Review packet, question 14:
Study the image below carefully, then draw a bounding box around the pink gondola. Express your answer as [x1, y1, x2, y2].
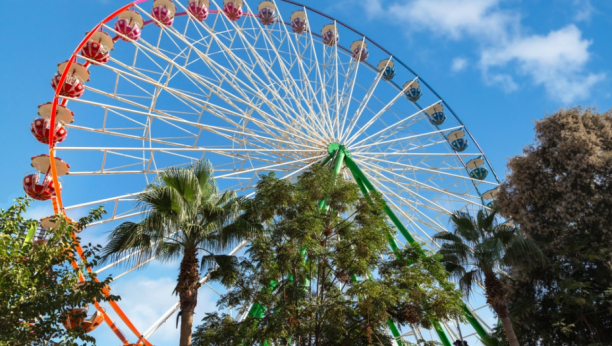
[115, 10, 144, 41]
[223, 0, 243, 21]
[50, 62, 90, 98]
[188, 0, 210, 21]
[80, 31, 114, 65]
[151, 0, 176, 27]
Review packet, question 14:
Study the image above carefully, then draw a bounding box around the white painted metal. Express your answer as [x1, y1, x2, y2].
[56, 3, 499, 344]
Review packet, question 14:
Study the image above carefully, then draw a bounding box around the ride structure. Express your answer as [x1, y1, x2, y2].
[25, 0, 501, 344]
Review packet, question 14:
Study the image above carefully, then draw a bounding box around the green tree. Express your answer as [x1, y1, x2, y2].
[433, 207, 543, 346]
[0, 196, 115, 345]
[101, 159, 253, 346]
[193, 167, 464, 346]
[496, 107, 612, 345]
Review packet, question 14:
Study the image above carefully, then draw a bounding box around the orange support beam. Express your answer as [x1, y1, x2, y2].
[46, 1, 155, 345]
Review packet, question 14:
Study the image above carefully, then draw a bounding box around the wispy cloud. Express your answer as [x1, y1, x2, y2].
[451, 58, 468, 72]
[357, 0, 604, 104]
[573, 0, 596, 22]
[481, 25, 605, 103]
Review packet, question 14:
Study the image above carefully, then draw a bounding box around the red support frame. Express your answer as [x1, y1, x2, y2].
[46, 1, 154, 345]
[45, 1, 261, 343]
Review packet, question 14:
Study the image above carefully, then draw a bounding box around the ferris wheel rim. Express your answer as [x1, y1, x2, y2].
[34, 0, 500, 344]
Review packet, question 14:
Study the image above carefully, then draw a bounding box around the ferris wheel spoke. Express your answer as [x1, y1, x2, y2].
[270, 4, 329, 134]
[352, 154, 497, 186]
[350, 125, 463, 152]
[106, 41, 287, 137]
[345, 77, 418, 145]
[57, 147, 316, 175]
[214, 153, 325, 179]
[158, 9, 316, 137]
[337, 51, 364, 141]
[319, 46, 338, 138]
[356, 158, 483, 209]
[357, 158, 481, 206]
[352, 152, 480, 157]
[238, 10, 330, 138]
[230, 13, 309, 115]
[353, 161, 452, 216]
[355, 167, 449, 243]
[104, 24, 308, 143]
[188, 11, 296, 116]
[301, 9, 335, 136]
[349, 101, 440, 148]
[331, 23, 342, 139]
[340, 59, 388, 143]
[64, 109, 312, 151]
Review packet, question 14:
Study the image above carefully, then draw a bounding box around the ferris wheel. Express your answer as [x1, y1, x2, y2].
[23, 0, 502, 344]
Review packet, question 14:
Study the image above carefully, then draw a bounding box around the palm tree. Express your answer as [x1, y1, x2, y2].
[101, 160, 254, 346]
[433, 207, 543, 346]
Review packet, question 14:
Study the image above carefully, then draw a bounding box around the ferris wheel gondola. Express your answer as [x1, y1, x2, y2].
[25, 1, 502, 344]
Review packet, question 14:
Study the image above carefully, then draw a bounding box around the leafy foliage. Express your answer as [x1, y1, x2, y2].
[101, 159, 253, 346]
[0, 196, 115, 345]
[434, 206, 543, 346]
[497, 107, 612, 345]
[193, 167, 464, 346]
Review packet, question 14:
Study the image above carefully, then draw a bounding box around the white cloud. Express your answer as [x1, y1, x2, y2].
[481, 25, 605, 103]
[573, 0, 595, 22]
[385, 0, 518, 41]
[92, 274, 219, 345]
[357, 0, 604, 103]
[451, 58, 468, 72]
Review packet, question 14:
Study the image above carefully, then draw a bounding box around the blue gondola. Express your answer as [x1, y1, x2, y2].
[378, 59, 395, 81]
[404, 81, 422, 102]
[450, 138, 468, 152]
[427, 104, 446, 126]
[469, 167, 488, 180]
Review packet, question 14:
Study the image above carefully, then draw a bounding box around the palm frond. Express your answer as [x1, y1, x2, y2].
[154, 241, 184, 263]
[191, 159, 217, 199]
[450, 211, 480, 242]
[438, 241, 471, 266]
[101, 222, 155, 267]
[159, 167, 201, 204]
[477, 207, 498, 234]
[458, 268, 481, 299]
[492, 223, 518, 246]
[138, 185, 190, 220]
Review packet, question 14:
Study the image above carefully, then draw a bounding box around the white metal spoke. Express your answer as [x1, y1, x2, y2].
[345, 76, 418, 145]
[46, 5, 500, 344]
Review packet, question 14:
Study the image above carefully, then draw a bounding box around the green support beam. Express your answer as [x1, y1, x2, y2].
[344, 154, 491, 344]
[344, 154, 452, 346]
[22, 224, 37, 249]
[246, 144, 488, 345]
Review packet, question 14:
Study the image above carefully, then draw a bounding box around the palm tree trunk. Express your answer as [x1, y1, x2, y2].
[499, 314, 520, 346]
[177, 249, 201, 346]
[484, 272, 520, 346]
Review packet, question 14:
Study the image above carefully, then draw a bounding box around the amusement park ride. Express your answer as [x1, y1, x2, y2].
[22, 0, 501, 344]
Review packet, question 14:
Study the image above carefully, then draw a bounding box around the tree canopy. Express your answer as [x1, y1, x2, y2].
[193, 167, 464, 346]
[497, 107, 612, 345]
[0, 197, 116, 345]
[101, 159, 252, 346]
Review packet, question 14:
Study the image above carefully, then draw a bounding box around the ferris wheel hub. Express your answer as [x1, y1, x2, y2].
[327, 143, 351, 158]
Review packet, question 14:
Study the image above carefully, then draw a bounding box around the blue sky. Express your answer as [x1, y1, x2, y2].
[1, 0, 611, 344]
